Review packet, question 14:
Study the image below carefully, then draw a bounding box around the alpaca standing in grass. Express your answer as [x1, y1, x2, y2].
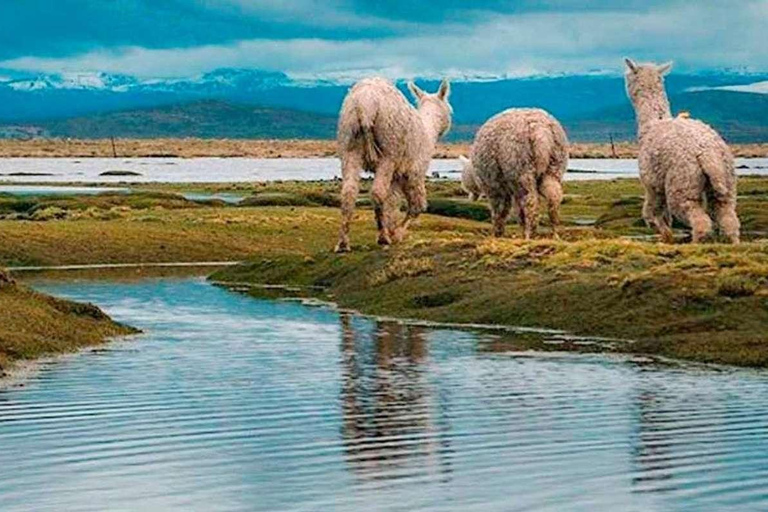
[459, 155, 485, 201]
[467, 109, 568, 239]
[624, 58, 740, 243]
[335, 77, 452, 253]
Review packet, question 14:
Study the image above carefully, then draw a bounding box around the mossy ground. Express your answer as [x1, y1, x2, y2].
[2, 176, 768, 366]
[0, 270, 136, 375]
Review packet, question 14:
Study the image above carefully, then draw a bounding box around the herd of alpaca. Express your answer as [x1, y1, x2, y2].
[335, 59, 740, 252]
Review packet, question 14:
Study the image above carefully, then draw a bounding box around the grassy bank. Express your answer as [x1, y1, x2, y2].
[1, 137, 766, 159]
[0, 269, 137, 376]
[1, 178, 767, 366]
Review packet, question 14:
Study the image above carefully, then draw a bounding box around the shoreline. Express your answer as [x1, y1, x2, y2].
[1, 138, 766, 159]
[0, 269, 138, 377]
[1, 177, 767, 368]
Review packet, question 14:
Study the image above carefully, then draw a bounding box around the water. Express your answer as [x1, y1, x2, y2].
[2, 277, 768, 511]
[0, 185, 129, 196]
[0, 157, 766, 184]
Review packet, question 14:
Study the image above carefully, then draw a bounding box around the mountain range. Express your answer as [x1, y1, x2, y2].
[1, 68, 767, 142]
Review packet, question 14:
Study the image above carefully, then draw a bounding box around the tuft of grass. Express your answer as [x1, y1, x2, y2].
[0, 272, 137, 374]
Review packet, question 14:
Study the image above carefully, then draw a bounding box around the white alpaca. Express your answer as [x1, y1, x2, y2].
[335, 77, 453, 252]
[459, 155, 485, 201]
[468, 108, 568, 239]
[624, 58, 739, 244]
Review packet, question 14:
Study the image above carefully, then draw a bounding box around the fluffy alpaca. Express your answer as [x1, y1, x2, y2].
[625, 58, 740, 244]
[335, 77, 453, 252]
[459, 155, 485, 201]
[468, 108, 568, 239]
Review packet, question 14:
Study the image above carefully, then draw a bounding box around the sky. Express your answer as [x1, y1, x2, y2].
[0, 0, 766, 80]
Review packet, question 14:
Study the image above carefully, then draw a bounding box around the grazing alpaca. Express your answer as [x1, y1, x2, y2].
[468, 108, 568, 239]
[459, 155, 485, 201]
[624, 58, 740, 244]
[335, 77, 453, 253]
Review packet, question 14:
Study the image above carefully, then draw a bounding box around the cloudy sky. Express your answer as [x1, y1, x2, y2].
[0, 0, 766, 80]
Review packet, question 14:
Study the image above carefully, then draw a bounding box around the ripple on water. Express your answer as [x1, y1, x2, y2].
[1, 278, 768, 511]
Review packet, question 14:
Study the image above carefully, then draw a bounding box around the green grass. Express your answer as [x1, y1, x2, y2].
[2, 176, 768, 367]
[0, 270, 137, 374]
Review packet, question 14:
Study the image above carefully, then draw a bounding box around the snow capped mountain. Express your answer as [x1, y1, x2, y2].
[5, 72, 138, 92]
[0, 68, 292, 94]
[688, 81, 768, 95]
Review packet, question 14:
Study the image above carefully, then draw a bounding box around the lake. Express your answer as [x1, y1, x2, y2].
[2, 277, 768, 511]
[0, 157, 766, 184]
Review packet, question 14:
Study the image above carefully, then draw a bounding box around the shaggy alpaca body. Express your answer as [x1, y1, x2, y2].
[468, 108, 568, 239]
[459, 155, 485, 201]
[625, 59, 740, 243]
[335, 77, 452, 252]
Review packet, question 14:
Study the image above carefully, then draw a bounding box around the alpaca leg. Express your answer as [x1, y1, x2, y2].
[714, 200, 740, 244]
[490, 194, 513, 237]
[539, 175, 563, 239]
[393, 174, 427, 243]
[468, 192, 477, 202]
[680, 201, 714, 243]
[642, 189, 673, 243]
[335, 153, 362, 253]
[384, 183, 403, 241]
[370, 159, 396, 246]
[516, 176, 539, 240]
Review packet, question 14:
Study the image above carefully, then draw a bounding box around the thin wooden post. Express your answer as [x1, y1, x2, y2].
[110, 136, 117, 158]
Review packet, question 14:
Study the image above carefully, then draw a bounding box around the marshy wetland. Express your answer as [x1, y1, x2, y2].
[1, 159, 768, 510]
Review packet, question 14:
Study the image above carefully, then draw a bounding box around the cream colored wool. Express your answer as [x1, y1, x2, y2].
[467, 108, 568, 239]
[459, 155, 485, 201]
[625, 58, 740, 243]
[335, 77, 452, 252]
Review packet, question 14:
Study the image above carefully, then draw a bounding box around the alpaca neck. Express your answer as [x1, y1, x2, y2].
[633, 92, 672, 141]
[417, 105, 444, 147]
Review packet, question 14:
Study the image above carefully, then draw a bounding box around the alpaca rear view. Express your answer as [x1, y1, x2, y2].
[468, 108, 568, 239]
[335, 77, 452, 252]
[624, 59, 740, 244]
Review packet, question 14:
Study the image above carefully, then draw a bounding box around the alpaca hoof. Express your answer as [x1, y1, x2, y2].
[334, 241, 351, 253]
[377, 234, 392, 246]
[391, 228, 407, 244]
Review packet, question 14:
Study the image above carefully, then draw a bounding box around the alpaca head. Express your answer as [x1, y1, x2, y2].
[624, 58, 673, 121]
[407, 79, 453, 139]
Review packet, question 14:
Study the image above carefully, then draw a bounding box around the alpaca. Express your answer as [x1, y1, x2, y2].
[468, 108, 568, 239]
[335, 77, 453, 253]
[459, 155, 485, 201]
[624, 58, 740, 244]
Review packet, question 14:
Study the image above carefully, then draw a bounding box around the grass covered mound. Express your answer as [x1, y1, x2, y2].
[212, 236, 768, 367]
[1, 177, 768, 366]
[0, 269, 137, 375]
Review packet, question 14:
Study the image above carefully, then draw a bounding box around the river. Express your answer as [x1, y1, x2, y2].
[2, 277, 768, 511]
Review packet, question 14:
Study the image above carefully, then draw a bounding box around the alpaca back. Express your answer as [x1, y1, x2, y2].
[640, 117, 736, 203]
[471, 109, 568, 190]
[337, 78, 426, 172]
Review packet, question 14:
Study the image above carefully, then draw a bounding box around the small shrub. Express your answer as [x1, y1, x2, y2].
[717, 277, 758, 298]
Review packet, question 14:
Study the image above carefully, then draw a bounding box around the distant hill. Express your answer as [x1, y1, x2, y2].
[31, 100, 338, 139]
[565, 90, 768, 143]
[0, 68, 766, 142]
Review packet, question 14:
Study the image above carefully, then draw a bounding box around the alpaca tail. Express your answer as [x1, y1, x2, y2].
[531, 126, 553, 175]
[698, 151, 733, 203]
[355, 104, 381, 170]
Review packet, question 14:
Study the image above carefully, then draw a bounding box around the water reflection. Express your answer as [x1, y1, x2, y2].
[339, 314, 452, 481]
[3, 278, 768, 511]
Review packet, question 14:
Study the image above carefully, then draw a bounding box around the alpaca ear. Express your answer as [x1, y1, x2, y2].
[624, 58, 638, 73]
[437, 79, 451, 100]
[408, 81, 425, 102]
[657, 61, 673, 75]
